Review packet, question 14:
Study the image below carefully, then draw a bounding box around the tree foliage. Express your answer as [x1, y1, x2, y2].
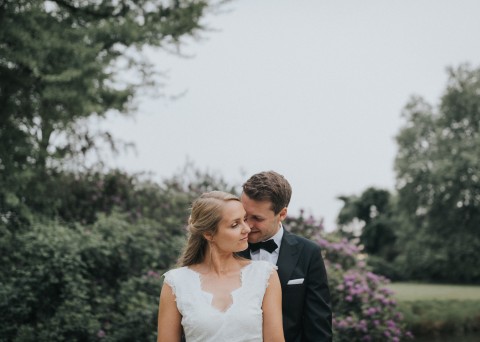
[337, 187, 398, 262]
[394, 64, 480, 283]
[335, 64, 480, 283]
[0, 0, 219, 221]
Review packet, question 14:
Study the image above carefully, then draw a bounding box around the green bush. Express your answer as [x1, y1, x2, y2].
[0, 167, 235, 341]
[0, 214, 179, 341]
[367, 255, 403, 282]
[398, 300, 480, 336]
[1, 220, 100, 341]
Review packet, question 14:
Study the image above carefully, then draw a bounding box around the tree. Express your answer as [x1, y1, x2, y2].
[394, 64, 480, 283]
[337, 187, 398, 262]
[0, 0, 222, 219]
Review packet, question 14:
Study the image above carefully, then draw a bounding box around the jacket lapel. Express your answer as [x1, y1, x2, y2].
[277, 229, 303, 287]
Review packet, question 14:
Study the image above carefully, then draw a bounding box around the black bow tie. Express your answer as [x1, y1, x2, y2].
[249, 239, 278, 253]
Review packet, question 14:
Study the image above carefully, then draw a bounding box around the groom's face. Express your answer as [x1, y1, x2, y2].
[241, 193, 287, 243]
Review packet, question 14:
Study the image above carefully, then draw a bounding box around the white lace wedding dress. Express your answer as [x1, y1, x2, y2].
[163, 260, 277, 342]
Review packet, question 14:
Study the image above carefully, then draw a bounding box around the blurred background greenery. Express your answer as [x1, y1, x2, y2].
[1, 1, 479, 341]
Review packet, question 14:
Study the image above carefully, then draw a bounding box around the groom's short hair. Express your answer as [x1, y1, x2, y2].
[242, 171, 292, 214]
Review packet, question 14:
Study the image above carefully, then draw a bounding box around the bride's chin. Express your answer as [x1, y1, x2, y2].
[235, 242, 248, 252]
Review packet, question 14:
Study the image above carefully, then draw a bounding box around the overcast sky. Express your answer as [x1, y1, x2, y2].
[101, 0, 480, 230]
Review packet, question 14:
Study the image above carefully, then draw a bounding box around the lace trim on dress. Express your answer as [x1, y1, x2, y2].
[190, 262, 251, 313]
[162, 271, 177, 298]
[162, 272, 176, 295]
[163, 270, 186, 314]
[163, 261, 271, 341]
[263, 263, 278, 291]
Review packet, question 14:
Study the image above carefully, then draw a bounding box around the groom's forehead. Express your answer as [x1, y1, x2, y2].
[241, 193, 275, 213]
[252, 198, 271, 208]
[251, 201, 275, 215]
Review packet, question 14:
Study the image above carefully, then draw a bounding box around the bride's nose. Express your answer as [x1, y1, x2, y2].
[242, 221, 251, 233]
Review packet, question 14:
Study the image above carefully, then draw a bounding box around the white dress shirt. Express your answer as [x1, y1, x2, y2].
[250, 225, 284, 265]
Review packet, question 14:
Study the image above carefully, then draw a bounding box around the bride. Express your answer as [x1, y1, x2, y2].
[157, 191, 285, 342]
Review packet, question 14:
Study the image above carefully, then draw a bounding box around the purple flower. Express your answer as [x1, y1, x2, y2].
[387, 320, 397, 329]
[306, 215, 315, 225]
[357, 320, 368, 332]
[147, 270, 159, 277]
[313, 235, 409, 340]
[97, 330, 106, 338]
[337, 320, 348, 329]
[379, 286, 394, 295]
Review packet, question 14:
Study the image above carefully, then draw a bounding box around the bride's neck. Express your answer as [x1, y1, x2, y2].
[203, 246, 237, 275]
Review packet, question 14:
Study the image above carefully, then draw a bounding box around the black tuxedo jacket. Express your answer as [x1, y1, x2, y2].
[240, 229, 332, 342]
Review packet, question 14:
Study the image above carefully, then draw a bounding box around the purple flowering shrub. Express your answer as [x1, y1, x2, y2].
[320, 237, 413, 341]
[285, 214, 412, 342]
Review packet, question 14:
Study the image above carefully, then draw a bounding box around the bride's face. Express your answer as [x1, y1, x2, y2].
[211, 201, 250, 253]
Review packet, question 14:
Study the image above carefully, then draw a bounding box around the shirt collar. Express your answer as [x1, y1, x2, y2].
[269, 224, 284, 248]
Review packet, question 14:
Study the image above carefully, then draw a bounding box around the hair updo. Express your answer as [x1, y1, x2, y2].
[178, 191, 240, 266]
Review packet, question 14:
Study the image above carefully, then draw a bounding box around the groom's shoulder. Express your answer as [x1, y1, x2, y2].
[284, 230, 322, 253]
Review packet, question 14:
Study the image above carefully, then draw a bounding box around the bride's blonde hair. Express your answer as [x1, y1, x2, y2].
[178, 191, 240, 266]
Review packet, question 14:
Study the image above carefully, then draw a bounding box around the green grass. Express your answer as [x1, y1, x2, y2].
[397, 300, 480, 335]
[385, 283, 480, 336]
[386, 282, 480, 301]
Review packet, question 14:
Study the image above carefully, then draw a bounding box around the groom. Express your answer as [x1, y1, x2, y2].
[239, 171, 332, 342]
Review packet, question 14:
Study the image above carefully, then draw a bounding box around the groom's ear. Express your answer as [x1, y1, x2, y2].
[279, 207, 288, 221]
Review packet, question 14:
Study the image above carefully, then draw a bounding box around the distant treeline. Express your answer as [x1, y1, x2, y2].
[336, 65, 480, 284]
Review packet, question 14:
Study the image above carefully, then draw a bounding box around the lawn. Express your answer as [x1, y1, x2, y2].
[386, 282, 480, 301]
[384, 282, 480, 337]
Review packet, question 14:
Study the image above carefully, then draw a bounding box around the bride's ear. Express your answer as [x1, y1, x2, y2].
[203, 232, 214, 242]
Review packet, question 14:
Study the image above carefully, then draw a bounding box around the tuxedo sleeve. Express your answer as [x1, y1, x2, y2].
[303, 244, 332, 342]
